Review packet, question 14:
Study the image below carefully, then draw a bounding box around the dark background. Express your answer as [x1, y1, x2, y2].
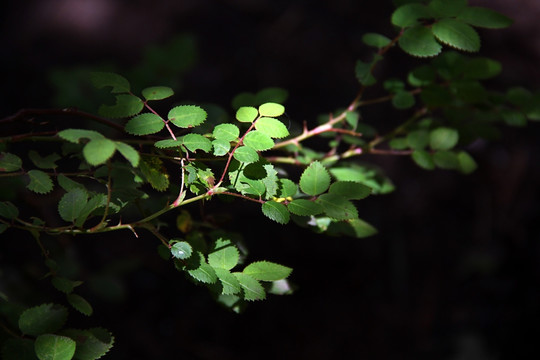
[1, 1, 539, 359]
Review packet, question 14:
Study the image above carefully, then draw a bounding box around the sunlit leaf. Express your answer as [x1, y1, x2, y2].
[258, 103, 285, 117]
[90, 72, 130, 93]
[114, 142, 140, 167]
[233, 273, 266, 301]
[142, 86, 174, 101]
[168, 105, 207, 128]
[255, 117, 290, 138]
[236, 106, 259, 123]
[213, 123, 240, 141]
[98, 94, 144, 118]
[83, 138, 117, 165]
[171, 241, 193, 260]
[243, 261, 292, 281]
[208, 238, 240, 270]
[261, 201, 290, 224]
[233, 146, 259, 164]
[299, 161, 330, 196]
[125, 113, 165, 135]
[243, 130, 274, 151]
[181, 133, 212, 152]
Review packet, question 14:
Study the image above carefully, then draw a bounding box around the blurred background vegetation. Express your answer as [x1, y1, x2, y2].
[1, 0, 539, 359]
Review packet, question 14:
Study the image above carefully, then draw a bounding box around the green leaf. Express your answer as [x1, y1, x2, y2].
[408, 65, 436, 86]
[57, 129, 104, 143]
[154, 139, 183, 149]
[168, 105, 207, 128]
[58, 188, 88, 222]
[233, 273, 266, 301]
[1, 338, 36, 360]
[212, 139, 230, 156]
[255, 117, 290, 138]
[457, 151, 478, 174]
[287, 199, 324, 216]
[316, 194, 358, 220]
[214, 268, 242, 295]
[51, 277, 83, 294]
[83, 139, 116, 166]
[432, 19, 480, 52]
[125, 113, 165, 135]
[362, 32, 391, 48]
[392, 90, 415, 109]
[243, 261, 292, 281]
[27, 170, 54, 194]
[463, 58, 501, 80]
[114, 142, 140, 167]
[0, 201, 19, 219]
[28, 151, 61, 170]
[90, 72, 130, 93]
[208, 238, 240, 270]
[141, 86, 174, 101]
[98, 94, 144, 118]
[243, 130, 274, 151]
[0, 152, 23, 172]
[74, 194, 107, 228]
[411, 150, 435, 170]
[407, 129, 430, 149]
[299, 161, 330, 196]
[140, 157, 169, 191]
[57, 175, 85, 192]
[428, 0, 467, 17]
[232, 146, 259, 164]
[187, 252, 217, 284]
[19, 304, 68, 336]
[261, 201, 290, 224]
[171, 241, 193, 260]
[279, 179, 298, 198]
[213, 123, 240, 141]
[355, 60, 376, 86]
[457, 6, 513, 29]
[331, 218, 378, 238]
[181, 134, 212, 153]
[399, 26, 442, 57]
[329, 181, 372, 200]
[255, 87, 289, 105]
[433, 150, 460, 169]
[236, 106, 259, 123]
[258, 103, 285, 117]
[34, 334, 76, 360]
[500, 109, 527, 127]
[391, 3, 433, 27]
[67, 294, 93, 316]
[60, 328, 114, 360]
[430, 127, 459, 150]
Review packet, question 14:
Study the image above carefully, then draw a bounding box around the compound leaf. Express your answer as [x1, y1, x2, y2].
[181, 134, 212, 153]
[432, 19, 480, 52]
[299, 161, 330, 196]
[261, 201, 290, 224]
[27, 170, 53, 194]
[243, 261, 292, 281]
[213, 123, 240, 141]
[168, 105, 207, 128]
[258, 102, 285, 117]
[243, 130, 274, 151]
[90, 72, 130, 93]
[399, 26, 442, 57]
[316, 193, 358, 221]
[0, 152, 22, 172]
[233, 273, 266, 301]
[255, 117, 289, 138]
[83, 139, 116, 166]
[457, 6, 513, 29]
[98, 94, 143, 118]
[58, 188, 88, 222]
[287, 199, 324, 216]
[19, 304, 68, 336]
[125, 113, 165, 135]
[67, 294, 93, 316]
[142, 86, 174, 101]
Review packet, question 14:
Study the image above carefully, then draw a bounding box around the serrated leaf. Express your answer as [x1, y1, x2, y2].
[243, 130, 274, 151]
[74, 194, 106, 228]
[28, 151, 61, 170]
[67, 294, 93, 316]
[114, 142, 139, 167]
[399, 26, 442, 57]
[170, 241, 193, 260]
[287, 199, 324, 216]
[125, 113, 165, 135]
[51, 277, 83, 294]
[233, 146, 259, 164]
[236, 106, 259, 123]
[212, 139, 230, 156]
[140, 157, 169, 191]
[411, 150, 435, 170]
[430, 127, 459, 150]
[428, 0, 467, 17]
[35, 334, 76, 360]
[329, 181, 371, 200]
[27, 170, 54, 194]
[60, 328, 114, 360]
[261, 201, 290, 224]
[187, 253, 218, 284]
[432, 19, 480, 52]
[362, 32, 391, 48]
[233, 273, 266, 301]
[0, 201, 19, 219]
[258, 102, 285, 117]
[279, 179, 298, 198]
[457, 6, 513, 29]
[299, 161, 330, 196]
[168, 105, 207, 128]
[1, 338, 36, 360]
[0, 152, 23, 172]
[214, 268, 242, 295]
[316, 193, 358, 220]
[392, 90, 415, 109]
[98, 94, 144, 118]
[391, 3, 433, 27]
[181, 134, 212, 153]
[57, 129, 104, 144]
[90, 72, 130, 93]
[255, 117, 289, 138]
[243, 261, 292, 281]
[433, 150, 460, 169]
[208, 238, 240, 270]
[83, 139, 116, 166]
[154, 139, 183, 149]
[19, 304, 68, 336]
[58, 188, 88, 222]
[141, 86, 174, 101]
[213, 123, 240, 141]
